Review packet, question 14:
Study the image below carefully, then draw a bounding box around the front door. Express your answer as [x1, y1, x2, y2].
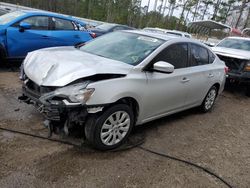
[143, 43, 190, 120]
[6, 16, 52, 58]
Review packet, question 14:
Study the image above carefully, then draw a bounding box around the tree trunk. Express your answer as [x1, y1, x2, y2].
[192, 0, 200, 21]
[201, 3, 209, 20]
[153, 0, 158, 12]
[235, 0, 246, 28]
[243, 7, 250, 29]
[177, 1, 188, 29]
[211, 0, 221, 20]
[147, 0, 151, 14]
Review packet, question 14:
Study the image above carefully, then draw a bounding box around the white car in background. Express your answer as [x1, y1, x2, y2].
[212, 37, 250, 96]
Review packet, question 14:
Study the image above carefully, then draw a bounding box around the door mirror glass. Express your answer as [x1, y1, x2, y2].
[19, 22, 31, 30]
[153, 61, 174, 73]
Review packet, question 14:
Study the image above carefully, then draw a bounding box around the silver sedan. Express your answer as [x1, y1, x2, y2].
[20, 30, 227, 150]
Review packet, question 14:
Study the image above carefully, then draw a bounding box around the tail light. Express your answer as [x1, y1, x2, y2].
[90, 32, 97, 38]
[244, 62, 250, 71]
[224, 66, 229, 74]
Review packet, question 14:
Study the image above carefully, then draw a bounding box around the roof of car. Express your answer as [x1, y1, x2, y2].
[19, 10, 81, 21]
[125, 30, 181, 41]
[227, 36, 250, 41]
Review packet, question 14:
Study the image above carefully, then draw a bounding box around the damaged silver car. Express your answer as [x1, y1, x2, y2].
[19, 31, 226, 150]
[212, 37, 250, 96]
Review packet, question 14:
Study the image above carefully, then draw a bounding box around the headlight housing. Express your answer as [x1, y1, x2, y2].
[245, 62, 250, 71]
[39, 82, 94, 104]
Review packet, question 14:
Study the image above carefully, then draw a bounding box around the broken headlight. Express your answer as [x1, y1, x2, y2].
[40, 82, 94, 104]
[245, 62, 250, 71]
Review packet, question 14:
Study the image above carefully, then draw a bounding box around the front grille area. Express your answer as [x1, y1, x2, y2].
[25, 80, 57, 97]
[217, 55, 248, 73]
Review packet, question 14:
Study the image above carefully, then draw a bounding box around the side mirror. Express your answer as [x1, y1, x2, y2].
[19, 22, 31, 30]
[153, 61, 174, 73]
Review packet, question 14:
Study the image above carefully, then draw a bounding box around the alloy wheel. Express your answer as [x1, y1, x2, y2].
[100, 111, 131, 146]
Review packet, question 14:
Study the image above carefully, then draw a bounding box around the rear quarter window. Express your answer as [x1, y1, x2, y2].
[208, 50, 215, 64]
[190, 44, 209, 66]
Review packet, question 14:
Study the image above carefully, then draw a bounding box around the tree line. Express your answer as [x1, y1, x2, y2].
[1, 0, 250, 31]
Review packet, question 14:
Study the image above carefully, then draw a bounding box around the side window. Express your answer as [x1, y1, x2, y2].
[153, 43, 188, 69]
[19, 16, 49, 30]
[52, 17, 75, 30]
[190, 44, 209, 66]
[208, 50, 215, 64]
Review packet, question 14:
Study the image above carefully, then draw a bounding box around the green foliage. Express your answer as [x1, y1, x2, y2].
[1, 0, 245, 30]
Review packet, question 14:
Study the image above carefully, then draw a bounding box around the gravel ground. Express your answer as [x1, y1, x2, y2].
[0, 70, 249, 188]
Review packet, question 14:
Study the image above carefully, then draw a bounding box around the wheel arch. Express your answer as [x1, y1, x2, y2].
[212, 83, 220, 94]
[112, 97, 140, 125]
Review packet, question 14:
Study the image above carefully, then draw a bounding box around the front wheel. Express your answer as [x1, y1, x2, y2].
[85, 104, 134, 150]
[200, 86, 218, 113]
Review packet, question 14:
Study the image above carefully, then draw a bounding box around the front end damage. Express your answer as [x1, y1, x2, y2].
[217, 55, 250, 84]
[18, 78, 103, 137]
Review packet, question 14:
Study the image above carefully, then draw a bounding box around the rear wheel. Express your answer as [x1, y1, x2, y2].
[85, 104, 134, 150]
[200, 86, 218, 113]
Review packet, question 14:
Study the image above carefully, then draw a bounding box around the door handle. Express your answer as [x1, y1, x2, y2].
[181, 77, 190, 83]
[208, 73, 214, 78]
[74, 35, 80, 38]
[42, 35, 49, 38]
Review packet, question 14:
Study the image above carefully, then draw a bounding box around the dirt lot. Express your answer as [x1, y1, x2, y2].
[0, 70, 250, 188]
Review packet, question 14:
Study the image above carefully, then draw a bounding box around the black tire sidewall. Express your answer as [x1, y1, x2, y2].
[201, 86, 218, 113]
[85, 104, 134, 150]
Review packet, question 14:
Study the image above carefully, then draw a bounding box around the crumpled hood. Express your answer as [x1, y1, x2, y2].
[24, 46, 132, 87]
[212, 47, 250, 60]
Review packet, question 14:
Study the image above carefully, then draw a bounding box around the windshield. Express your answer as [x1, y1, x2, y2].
[217, 38, 250, 51]
[95, 23, 115, 31]
[80, 32, 164, 65]
[0, 11, 25, 25]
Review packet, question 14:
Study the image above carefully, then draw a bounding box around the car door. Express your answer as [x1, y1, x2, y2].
[6, 16, 51, 58]
[49, 17, 92, 46]
[184, 43, 213, 106]
[143, 43, 190, 119]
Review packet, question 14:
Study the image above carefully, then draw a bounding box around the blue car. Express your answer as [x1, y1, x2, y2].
[0, 11, 94, 62]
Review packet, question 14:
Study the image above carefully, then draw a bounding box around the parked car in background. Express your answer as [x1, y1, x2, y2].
[143, 27, 192, 38]
[89, 23, 134, 37]
[0, 8, 9, 16]
[19, 30, 226, 150]
[0, 10, 94, 62]
[212, 37, 250, 96]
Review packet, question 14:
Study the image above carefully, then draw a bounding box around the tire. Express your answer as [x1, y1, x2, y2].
[200, 86, 218, 113]
[0, 49, 6, 65]
[246, 85, 250, 97]
[85, 104, 134, 150]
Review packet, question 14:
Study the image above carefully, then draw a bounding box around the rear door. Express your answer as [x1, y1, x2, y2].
[184, 43, 214, 106]
[6, 16, 51, 58]
[49, 17, 92, 46]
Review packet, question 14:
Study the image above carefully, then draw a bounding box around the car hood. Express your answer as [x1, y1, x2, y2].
[23, 46, 132, 87]
[212, 47, 250, 60]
